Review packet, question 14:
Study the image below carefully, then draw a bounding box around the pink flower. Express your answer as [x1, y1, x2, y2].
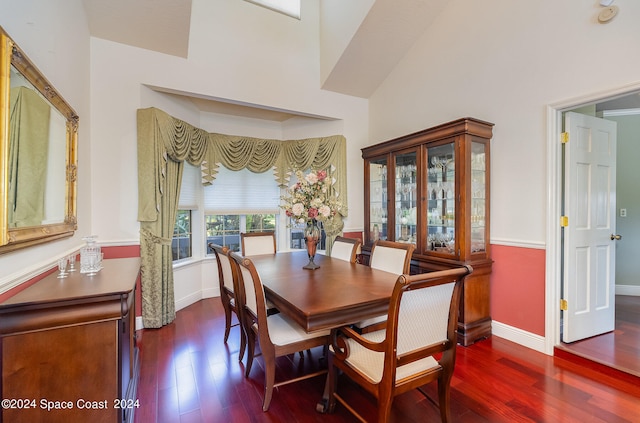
[317, 170, 327, 181]
[308, 208, 319, 218]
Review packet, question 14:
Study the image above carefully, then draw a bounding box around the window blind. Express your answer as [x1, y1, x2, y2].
[204, 165, 281, 214]
[178, 163, 200, 209]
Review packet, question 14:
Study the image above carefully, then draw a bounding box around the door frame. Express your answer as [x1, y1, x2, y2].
[544, 81, 640, 355]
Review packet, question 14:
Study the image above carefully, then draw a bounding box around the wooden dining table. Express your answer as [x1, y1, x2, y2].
[249, 250, 400, 333]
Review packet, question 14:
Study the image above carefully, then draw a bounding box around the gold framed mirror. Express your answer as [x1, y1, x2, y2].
[0, 26, 78, 254]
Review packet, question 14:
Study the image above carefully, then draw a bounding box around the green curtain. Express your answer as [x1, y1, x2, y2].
[137, 107, 348, 327]
[8, 86, 51, 228]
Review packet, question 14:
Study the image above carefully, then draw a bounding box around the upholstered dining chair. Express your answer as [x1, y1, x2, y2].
[229, 251, 330, 412]
[354, 240, 416, 332]
[210, 243, 246, 361]
[330, 236, 362, 263]
[241, 232, 276, 256]
[320, 265, 473, 423]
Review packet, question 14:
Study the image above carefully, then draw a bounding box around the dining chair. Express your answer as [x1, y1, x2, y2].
[354, 240, 416, 332]
[229, 251, 330, 412]
[320, 265, 473, 423]
[241, 232, 276, 256]
[330, 236, 362, 263]
[210, 243, 247, 361]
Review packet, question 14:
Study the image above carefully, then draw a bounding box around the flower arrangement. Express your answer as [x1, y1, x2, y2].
[281, 169, 343, 224]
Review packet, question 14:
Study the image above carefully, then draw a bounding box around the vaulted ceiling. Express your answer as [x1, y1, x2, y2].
[81, 0, 445, 120]
[82, 0, 640, 120]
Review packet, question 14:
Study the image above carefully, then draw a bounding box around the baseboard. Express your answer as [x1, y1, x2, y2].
[491, 320, 546, 353]
[616, 285, 640, 296]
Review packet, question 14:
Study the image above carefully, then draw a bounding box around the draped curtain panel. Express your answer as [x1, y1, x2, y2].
[137, 107, 348, 327]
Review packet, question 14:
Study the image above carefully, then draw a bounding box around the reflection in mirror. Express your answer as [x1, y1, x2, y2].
[0, 26, 78, 254]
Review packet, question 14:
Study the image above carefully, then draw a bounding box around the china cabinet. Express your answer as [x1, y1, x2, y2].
[362, 117, 493, 346]
[0, 258, 140, 423]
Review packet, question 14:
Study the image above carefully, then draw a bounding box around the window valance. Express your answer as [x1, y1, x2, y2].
[137, 107, 348, 223]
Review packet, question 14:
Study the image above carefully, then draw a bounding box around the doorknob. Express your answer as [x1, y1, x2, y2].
[610, 234, 622, 240]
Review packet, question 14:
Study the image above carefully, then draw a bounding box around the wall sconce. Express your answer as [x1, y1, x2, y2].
[598, 0, 619, 23]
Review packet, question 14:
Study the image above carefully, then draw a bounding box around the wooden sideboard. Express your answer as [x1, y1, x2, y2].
[0, 257, 140, 423]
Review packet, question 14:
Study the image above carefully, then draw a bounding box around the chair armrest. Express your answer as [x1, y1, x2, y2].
[330, 326, 386, 360]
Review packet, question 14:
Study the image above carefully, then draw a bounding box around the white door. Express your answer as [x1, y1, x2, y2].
[562, 112, 618, 343]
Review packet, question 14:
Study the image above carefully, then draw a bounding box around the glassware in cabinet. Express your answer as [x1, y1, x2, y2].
[426, 143, 455, 255]
[368, 157, 388, 246]
[394, 152, 417, 244]
[471, 141, 487, 253]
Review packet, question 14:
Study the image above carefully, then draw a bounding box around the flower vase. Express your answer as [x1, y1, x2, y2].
[303, 219, 321, 270]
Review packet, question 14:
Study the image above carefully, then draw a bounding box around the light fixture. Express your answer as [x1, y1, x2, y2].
[598, 5, 619, 23]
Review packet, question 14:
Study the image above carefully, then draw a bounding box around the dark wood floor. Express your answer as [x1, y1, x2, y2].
[558, 295, 640, 377]
[134, 298, 640, 423]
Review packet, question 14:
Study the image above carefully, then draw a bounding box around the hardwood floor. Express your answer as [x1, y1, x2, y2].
[557, 295, 640, 377]
[134, 298, 640, 423]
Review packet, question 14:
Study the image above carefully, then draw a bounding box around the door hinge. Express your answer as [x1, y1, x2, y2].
[560, 216, 569, 227]
[560, 299, 568, 310]
[561, 132, 569, 144]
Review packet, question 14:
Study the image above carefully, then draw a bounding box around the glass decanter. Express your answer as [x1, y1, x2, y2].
[80, 235, 102, 274]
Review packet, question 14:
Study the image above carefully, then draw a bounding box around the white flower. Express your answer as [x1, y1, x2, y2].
[292, 203, 305, 216]
[318, 205, 331, 217]
[305, 172, 318, 184]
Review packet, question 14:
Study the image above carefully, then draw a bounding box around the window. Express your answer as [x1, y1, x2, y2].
[244, 0, 300, 19]
[173, 210, 192, 261]
[205, 213, 276, 253]
[204, 166, 281, 254]
[172, 164, 200, 261]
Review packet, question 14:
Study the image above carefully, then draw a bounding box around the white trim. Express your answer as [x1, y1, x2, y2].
[602, 108, 640, 117]
[175, 290, 203, 312]
[616, 285, 640, 296]
[492, 321, 546, 354]
[545, 81, 640, 357]
[489, 238, 546, 250]
[97, 239, 140, 247]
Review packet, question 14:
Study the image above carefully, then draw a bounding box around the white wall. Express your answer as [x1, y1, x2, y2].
[89, 0, 369, 250]
[369, 0, 640, 246]
[0, 0, 92, 289]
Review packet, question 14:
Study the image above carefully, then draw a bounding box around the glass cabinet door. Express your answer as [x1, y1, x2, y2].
[394, 151, 417, 245]
[426, 143, 455, 255]
[368, 157, 388, 246]
[471, 141, 487, 253]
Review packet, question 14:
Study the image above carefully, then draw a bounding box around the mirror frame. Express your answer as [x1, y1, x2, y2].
[0, 27, 78, 254]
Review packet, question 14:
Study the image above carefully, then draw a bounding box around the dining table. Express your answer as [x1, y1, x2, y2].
[248, 250, 400, 333]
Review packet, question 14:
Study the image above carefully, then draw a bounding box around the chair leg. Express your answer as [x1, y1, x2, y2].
[238, 318, 247, 361]
[262, 353, 276, 412]
[222, 304, 232, 343]
[245, 330, 256, 376]
[377, 395, 393, 423]
[438, 378, 451, 423]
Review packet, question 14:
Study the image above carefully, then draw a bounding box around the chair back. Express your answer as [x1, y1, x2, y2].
[229, 252, 269, 334]
[369, 240, 415, 274]
[210, 243, 234, 294]
[241, 232, 276, 256]
[331, 236, 362, 263]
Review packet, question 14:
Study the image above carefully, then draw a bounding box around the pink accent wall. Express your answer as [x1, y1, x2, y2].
[491, 244, 546, 336]
[0, 245, 142, 316]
